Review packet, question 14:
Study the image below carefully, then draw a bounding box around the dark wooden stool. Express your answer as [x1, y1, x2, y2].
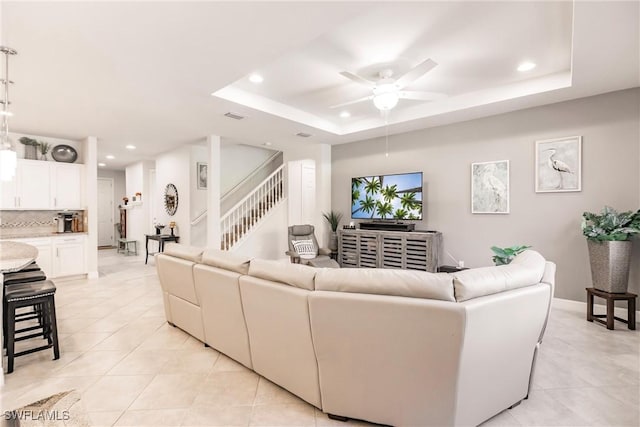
[4, 280, 60, 373]
[586, 287, 637, 330]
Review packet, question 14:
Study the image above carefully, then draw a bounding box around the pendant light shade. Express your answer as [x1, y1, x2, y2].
[0, 46, 17, 182]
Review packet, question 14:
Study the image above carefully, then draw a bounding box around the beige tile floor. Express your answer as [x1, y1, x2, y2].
[1, 249, 638, 426]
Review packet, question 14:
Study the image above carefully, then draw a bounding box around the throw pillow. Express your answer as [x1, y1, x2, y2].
[292, 239, 317, 260]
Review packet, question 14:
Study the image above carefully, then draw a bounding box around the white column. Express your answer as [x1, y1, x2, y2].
[207, 135, 221, 248]
[84, 136, 99, 279]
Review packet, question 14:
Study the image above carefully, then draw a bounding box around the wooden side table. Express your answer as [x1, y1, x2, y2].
[586, 287, 637, 330]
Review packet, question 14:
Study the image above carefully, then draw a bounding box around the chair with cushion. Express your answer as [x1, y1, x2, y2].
[286, 224, 339, 268]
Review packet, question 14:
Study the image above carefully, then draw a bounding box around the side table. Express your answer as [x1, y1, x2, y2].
[145, 234, 179, 264]
[586, 287, 637, 330]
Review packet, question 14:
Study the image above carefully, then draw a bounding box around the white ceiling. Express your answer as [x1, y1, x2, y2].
[2, 1, 638, 170]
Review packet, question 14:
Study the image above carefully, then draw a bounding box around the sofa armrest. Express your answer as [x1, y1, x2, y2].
[318, 247, 332, 256]
[286, 250, 301, 264]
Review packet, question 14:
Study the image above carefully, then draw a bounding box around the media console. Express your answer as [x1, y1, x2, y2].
[338, 228, 441, 272]
[359, 221, 416, 232]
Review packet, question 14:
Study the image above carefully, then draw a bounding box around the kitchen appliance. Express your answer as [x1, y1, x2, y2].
[55, 212, 75, 233]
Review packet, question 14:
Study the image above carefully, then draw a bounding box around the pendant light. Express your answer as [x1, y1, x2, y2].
[0, 46, 17, 182]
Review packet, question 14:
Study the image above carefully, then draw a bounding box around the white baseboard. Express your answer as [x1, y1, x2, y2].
[553, 297, 640, 318]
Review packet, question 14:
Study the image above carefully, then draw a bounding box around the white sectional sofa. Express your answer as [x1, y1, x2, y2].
[156, 245, 555, 426]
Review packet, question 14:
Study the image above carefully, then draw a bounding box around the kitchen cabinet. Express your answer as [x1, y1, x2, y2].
[1, 234, 86, 278]
[53, 235, 86, 277]
[52, 163, 84, 209]
[0, 160, 51, 209]
[0, 160, 84, 210]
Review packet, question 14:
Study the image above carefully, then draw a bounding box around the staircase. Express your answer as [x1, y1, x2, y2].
[220, 165, 285, 250]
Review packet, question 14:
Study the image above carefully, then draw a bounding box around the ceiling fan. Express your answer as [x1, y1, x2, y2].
[331, 58, 446, 111]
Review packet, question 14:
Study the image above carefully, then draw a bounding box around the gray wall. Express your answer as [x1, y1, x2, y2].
[332, 88, 640, 302]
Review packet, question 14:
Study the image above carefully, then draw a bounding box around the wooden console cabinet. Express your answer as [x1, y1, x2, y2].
[338, 229, 442, 272]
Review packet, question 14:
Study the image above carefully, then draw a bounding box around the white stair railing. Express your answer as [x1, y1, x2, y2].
[220, 165, 284, 250]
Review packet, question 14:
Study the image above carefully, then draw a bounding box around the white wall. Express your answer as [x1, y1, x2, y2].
[98, 169, 126, 221]
[221, 143, 276, 195]
[332, 88, 640, 303]
[125, 160, 154, 245]
[233, 199, 288, 260]
[283, 143, 332, 248]
[155, 146, 191, 245]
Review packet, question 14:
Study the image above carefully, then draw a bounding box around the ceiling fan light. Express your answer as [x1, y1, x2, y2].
[373, 92, 399, 111]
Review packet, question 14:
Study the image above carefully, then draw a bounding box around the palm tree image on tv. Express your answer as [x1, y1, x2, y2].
[351, 172, 423, 220]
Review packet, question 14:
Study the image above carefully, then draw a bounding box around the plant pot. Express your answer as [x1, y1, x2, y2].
[587, 240, 632, 293]
[328, 231, 338, 251]
[24, 145, 37, 160]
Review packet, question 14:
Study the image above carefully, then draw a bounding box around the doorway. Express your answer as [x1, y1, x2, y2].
[97, 178, 115, 247]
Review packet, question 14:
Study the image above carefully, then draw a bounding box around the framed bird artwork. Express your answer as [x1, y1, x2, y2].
[535, 136, 582, 193]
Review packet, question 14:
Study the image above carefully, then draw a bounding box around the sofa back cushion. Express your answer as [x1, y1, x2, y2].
[452, 250, 546, 302]
[202, 249, 251, 275]
[315, 268, 455, 302]
[248, 259, 316, 291]
[163, 243, 204, 263]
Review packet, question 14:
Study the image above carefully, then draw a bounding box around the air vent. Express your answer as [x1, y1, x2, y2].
[296, 132, 312, 138]
[224, 112, 245, 120]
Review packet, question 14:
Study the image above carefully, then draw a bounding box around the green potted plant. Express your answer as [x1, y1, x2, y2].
[490, 245, 531, 266]
[322, 211, 343, 251]
[582, 206, 640, 293]
[18, 136, 39, 160]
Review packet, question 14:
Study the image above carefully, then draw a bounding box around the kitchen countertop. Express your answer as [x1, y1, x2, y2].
[0, 232, 88, 240]
[0, 241, 38, 273]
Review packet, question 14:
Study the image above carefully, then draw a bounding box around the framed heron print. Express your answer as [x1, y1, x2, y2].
[535, 136, 582, 193]
[471, 160, 509, 214]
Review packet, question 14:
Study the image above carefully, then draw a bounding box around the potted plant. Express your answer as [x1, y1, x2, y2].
[582, 206, 640, 293]
[38, 141, 51, 161]
[322, 211, 343, 251]
[18, 136, 39, 160]
[490, 245, 531, 265]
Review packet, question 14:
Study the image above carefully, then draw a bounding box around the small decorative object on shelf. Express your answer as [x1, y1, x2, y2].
[38, 141, 51, 161]
[122, 197, 129, 205]
[135, 192, 142, 201]
[169, 221, 176, 236]
[50, 144, 78, 163]
[154, 223, 165, 235]
[19, 136, 39, 160]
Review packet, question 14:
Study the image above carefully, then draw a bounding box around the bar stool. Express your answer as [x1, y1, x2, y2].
[4, 280, 60, 374]
[3, 269, 48, 337]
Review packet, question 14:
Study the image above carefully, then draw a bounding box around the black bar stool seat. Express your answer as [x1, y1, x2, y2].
[3, 270, 46, 286]
[4, 280, 60, 374]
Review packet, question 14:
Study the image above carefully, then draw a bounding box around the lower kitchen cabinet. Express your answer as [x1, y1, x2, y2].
[2, 235, 86, 279]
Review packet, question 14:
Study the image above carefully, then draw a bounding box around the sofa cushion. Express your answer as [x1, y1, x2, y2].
[163, 243, 204, 263]
[315, 268, 455, 302]
[248, 259, 317, 291]
[202, 249, 252, 275]
[452, 250, 546, 302]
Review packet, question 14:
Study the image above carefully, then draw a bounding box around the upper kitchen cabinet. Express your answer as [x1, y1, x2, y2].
[0, 159, 85, 210]
[52, 162, 84, 209]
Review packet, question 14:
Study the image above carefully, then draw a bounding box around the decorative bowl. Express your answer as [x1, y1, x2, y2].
[51, 145, 78, 163]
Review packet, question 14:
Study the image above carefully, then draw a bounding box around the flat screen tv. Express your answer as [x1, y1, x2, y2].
[351, 172, 423, 220]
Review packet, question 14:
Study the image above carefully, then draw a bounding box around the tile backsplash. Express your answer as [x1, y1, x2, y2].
[0, 210, 85, 238]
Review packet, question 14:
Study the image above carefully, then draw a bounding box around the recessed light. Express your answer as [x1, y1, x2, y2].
[339, 111, 351, 118]
[98, 163, 106, 167]
[249, 74, 264, 84]
[106, 155, 115, 160]
[517, 61, 536, 72]
[125, 145, 136, 150]
[263, 142, 272, 146]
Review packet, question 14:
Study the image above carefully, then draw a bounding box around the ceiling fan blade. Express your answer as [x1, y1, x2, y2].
[399, 90, 447, 101]
[329, 95, 374, 109]
[395, 58, 438, 89]
[339, 71, 376, 88]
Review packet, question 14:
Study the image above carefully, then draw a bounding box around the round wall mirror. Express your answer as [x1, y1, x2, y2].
[164, 183, 178, 216]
